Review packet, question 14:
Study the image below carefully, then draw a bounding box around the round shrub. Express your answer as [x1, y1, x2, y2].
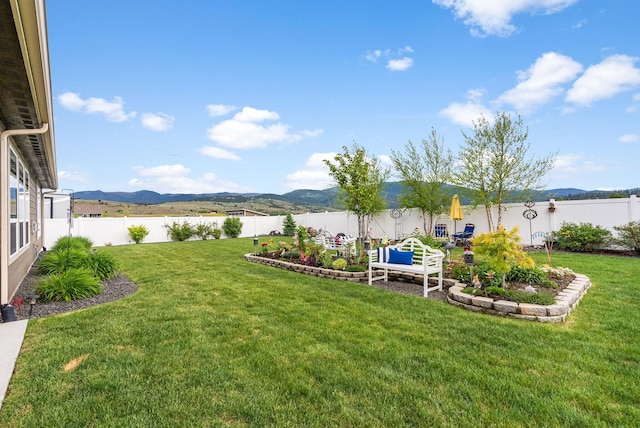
[128, 225, 149, 244]
[222, 217, 243, 238]
[556, 222, 612, 252]
[35, 268, 103, 302]
[332, 258, 347, 270]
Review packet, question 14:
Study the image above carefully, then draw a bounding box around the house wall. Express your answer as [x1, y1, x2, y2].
[43, 196, 639, 249]
[6, 176, 43, 302]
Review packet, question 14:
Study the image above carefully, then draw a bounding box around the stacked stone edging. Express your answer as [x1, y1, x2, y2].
[447, 273, 591, 323]
[244, 254, 367, 282]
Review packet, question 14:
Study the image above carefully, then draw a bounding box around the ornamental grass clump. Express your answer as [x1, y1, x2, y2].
[35, 268, 103, 302]
[36, 235, 121, 302]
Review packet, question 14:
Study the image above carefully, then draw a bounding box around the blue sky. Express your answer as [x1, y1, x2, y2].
[48, 0, 640, 195]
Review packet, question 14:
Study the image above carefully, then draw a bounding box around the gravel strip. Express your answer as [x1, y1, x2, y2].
[10, 266, 138, 320]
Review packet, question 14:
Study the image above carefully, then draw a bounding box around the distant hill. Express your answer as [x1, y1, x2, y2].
[73, 185, 638, 209]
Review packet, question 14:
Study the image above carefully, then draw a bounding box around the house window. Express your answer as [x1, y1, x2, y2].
[8, 148, 30, 256]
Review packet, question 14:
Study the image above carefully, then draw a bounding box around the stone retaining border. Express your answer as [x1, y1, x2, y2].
[447, 273, 591, 323]
[245, 254, 590, 323]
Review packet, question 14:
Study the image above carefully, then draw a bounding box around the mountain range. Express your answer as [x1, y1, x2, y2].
[72, 185, 639, 209]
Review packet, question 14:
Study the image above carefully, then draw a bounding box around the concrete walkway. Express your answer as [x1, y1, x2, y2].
[0, 320, 28, 410]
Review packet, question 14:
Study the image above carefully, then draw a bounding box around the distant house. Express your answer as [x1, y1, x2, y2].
[225, 209, 268, 217]
[75, 206, 103, 218]
[1, 0, 58, 312]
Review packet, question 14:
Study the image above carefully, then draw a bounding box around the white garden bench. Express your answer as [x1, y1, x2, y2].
[368, 237, 445, 297]
[313, 231, 356, 252]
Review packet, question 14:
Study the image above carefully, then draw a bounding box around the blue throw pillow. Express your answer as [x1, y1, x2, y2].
[377, 247, 390, 262]
[388, 248, 414, 265]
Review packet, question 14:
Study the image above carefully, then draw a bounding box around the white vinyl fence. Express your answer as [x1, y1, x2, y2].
[43, 196, 639, 249]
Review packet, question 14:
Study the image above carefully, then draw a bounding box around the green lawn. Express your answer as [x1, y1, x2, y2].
[1, 239, 639, 427]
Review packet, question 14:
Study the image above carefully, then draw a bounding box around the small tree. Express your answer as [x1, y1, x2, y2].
[323, 143, 389, 243]
[391, 128, 453, 235]
[452, 112, 556, 231]
[282, 213, 297, 236]
[222, 217, 243, 238]
[127, 225, 149, 244]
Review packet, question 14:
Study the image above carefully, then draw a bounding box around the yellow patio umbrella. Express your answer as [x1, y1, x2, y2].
[450, 194, 463, 235]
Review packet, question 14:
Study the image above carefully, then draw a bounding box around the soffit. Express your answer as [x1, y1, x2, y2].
[0, 0, 56, 189]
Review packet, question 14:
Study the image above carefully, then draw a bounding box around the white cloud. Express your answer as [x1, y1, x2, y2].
[366, 46, 414, 70]
[200, 146, 241, 160]
[57, 92, 85, 111]
[233, 106, 280, 122]
[440, 89, 492, 126]
[57, 170, 86, 182]
[571, 18, 588, 30]
[206, 106, 323, 149]
[366, 50, 382, 62]
[284, 152, 336, 190]
[619, 134, 639, 144]
[433, 0, 578, 37]
[129, 164, 248, 193]
[141, 113, 174, 131]
[550, 153, 608, 180]
[387, 57, 414, 71]
[566, 55, 640, 106]
[207, 104, 237, 117]
[58, 92, 136, 122]
[498, 52, 583, 112]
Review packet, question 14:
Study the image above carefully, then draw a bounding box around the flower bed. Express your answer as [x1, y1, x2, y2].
[245, 253, 590, 323]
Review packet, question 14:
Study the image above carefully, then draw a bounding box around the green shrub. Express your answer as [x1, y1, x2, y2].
[332, 258, 347, 270]
[212, 223, 222, 239]
[222, 217, 243, 238]
[405, 230, 442, 248]
[127, 225, 149, 244]
[448, 260, 472, 283]
[194, 222, 215, 240]
[51, 236, 93, 252]
[83, 250, 120, 280]
[506, 265, 554, 287]
[556, 222, 612, 252]
[612, 221, 640, 255]
[35, 268, 102, 302]
[164, 221, 195, 241]
[317, 251, 334, 268]
[37, 248, 87, 276]
[282, 213, 297, 236]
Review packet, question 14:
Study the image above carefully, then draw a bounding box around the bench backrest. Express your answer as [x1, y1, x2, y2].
[371, 237, 444, 265]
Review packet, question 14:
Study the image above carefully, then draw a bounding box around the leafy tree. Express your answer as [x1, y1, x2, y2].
[452, 112, 556, 231]
[323, 143, 390, 242]
[222, 217, 243, 238]
[282, 213, 297, 236]
[390, 128, 453, 235]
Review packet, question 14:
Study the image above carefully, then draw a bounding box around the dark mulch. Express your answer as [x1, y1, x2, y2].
[10, 265, 138, 321]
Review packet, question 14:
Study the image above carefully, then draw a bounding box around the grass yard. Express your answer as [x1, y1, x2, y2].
[1, 239, 639, 427]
